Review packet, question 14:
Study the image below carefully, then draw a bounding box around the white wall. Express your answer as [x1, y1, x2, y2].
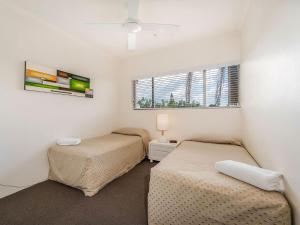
[240, 0, 300, 223]
[118, 32, 242, 140]
[0, 3, 120, 197]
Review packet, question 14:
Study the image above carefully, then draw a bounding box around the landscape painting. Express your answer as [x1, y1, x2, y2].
[24, 61, 93, 98]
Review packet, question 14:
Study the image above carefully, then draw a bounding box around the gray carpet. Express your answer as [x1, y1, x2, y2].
[0, 159, 157, 225]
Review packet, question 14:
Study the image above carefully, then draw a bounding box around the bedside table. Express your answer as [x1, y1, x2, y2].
[148, 140, 180, 162]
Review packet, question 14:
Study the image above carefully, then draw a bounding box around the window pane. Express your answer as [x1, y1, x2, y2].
[205, 67, 229, 107]
[220, 69, 229, 107]
[154, 73, 187, 108]
[134, 78, 153, 108]
[190, 71, 204, 107]
[228, 65, 239, 106]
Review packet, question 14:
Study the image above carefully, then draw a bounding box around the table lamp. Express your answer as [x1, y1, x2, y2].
[157, 113, 169, 143]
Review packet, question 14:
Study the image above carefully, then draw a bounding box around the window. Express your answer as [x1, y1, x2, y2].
[133, 65, 239, 109]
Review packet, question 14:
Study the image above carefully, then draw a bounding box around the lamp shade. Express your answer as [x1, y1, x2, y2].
[157, 113, 169, 131]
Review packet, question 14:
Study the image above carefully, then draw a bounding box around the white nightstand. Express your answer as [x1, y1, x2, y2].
[148, 140, 180, 162]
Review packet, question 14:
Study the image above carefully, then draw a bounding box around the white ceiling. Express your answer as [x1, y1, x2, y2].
[5, 0, 250, 57]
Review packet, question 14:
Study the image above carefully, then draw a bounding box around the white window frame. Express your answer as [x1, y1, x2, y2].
[132, 63, 240, 110]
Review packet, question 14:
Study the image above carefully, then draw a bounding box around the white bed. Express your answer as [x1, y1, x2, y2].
[48, 128, 150, 196]
[148, 140, 291, 225]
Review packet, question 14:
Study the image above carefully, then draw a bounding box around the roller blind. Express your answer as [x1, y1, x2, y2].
[133, 64, 239, 109]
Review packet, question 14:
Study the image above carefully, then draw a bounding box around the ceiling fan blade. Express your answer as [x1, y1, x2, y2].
[140, 23, 179, 32]
[84, 22, 126, 31]
[128, 0, 140, 22]
[128, 33, 136, 50]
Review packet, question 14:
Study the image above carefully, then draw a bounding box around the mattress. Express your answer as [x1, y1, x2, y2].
[148, 141, 291, 225]
[48, 129, 149, 196]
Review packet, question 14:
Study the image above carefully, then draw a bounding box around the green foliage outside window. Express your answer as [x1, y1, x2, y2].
[136, 93, 201, 109]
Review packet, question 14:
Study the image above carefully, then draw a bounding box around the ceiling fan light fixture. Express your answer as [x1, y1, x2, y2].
[123, 22, 142, 33]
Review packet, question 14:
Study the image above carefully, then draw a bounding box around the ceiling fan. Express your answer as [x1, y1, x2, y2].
[86, 0, 179, 51]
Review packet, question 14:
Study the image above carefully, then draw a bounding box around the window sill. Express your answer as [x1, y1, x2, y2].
[133, 106, 241, 110]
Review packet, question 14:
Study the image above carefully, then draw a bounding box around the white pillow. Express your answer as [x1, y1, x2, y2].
[215, 160, 283, 192]
[56, 137, 81, 146]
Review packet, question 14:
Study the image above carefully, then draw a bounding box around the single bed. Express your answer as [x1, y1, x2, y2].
[148, 140, 291, 225]
[48, 128, 150, 196]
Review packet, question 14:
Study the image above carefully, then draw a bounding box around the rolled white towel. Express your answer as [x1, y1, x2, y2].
[56, 137, 81, 146]
[215, 160, 283, 192]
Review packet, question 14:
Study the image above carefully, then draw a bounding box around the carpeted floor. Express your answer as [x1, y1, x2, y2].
[0, 159, 157, 225]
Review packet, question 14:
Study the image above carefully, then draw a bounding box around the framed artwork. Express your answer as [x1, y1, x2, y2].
[24, 61, 93, 98]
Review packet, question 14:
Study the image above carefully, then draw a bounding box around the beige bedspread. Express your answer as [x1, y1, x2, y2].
[48, 128, 149, 196]
[148, 141, 291, 225]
